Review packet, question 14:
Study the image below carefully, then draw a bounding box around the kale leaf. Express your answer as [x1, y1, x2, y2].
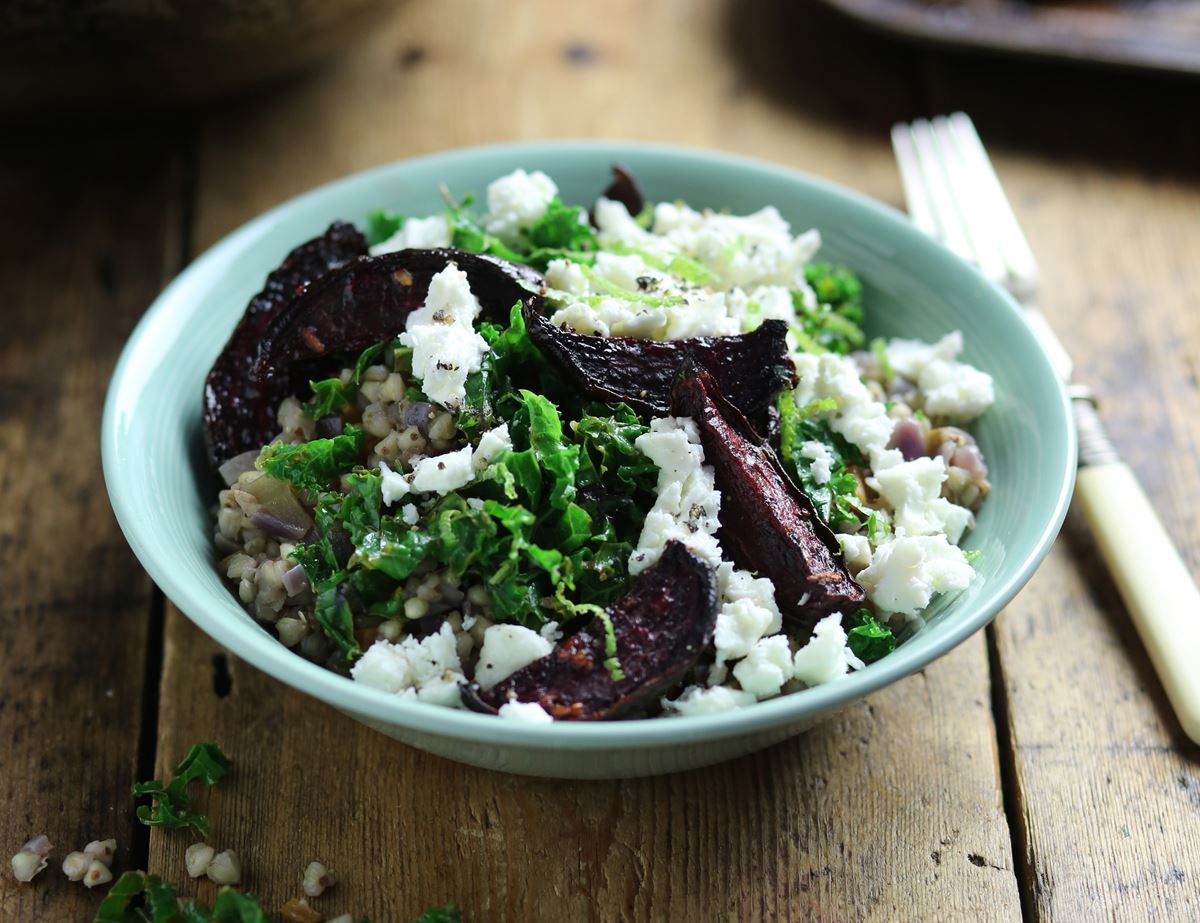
[846, 609, 896, 663]
[130, 743, 230, 837]
[258, 427, 364, 495]
[93, 870, 266, 923]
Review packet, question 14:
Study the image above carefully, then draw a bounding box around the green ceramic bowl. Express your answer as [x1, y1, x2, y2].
[102, 141, 1075, 778]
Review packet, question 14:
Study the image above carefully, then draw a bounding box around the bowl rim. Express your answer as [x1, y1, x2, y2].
[102, 138, 1077, 749]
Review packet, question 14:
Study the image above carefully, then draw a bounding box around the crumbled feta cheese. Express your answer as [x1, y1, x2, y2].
[498, 700, 553, 722]
[185, 842, 215, 878]
[791, 613, 856, 686]
[472, 423, 513, 469]
[62, 851, 89, 881]
[303, 860, 336, 898]
[206, 850, 240, 885]
[734, 635, 795, 698]
[713, 597, 778, 666]
[837, 533, 872, 571]
[549, 302, 609, 336]
[351, 622, 466, 704]
[593, 197, 655, 246]
[800, 440, 835, 485]
[410, 446, 474, 495]
[663, 684, 756, 716]
[483, 168, 558, 242]
[886, 331, 963, 380]
[465, 497, 485, 511]
[791, 352, 902, 472]
[539, 620, 563, 643]
[83, 860, 113, 888]
[918, 358, 995, 421]
[401, 503, 419, 526]
[474, 624, 554, 691]
[869, 456, 972, 544]
[378, 459, 411, 506]
[546, 258, 590, 295]
[83, 839, 115, 867]
[369, 214, 451, 255]
[857, 535, 975, 616]
[400, 263, 490, 409]
[629, 417, 724, 575]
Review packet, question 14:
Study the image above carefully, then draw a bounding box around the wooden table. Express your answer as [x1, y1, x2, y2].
[3, 1, 1198, 920]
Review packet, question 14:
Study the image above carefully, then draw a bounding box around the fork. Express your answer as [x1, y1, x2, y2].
[891, 113, 1200, 745]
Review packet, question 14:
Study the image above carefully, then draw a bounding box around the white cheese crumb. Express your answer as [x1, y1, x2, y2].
[792, 613, 856, 686]
[351, 622, 466, 705]
[663, 684, 757, 716]
[410, 446, 474, 495]
[472, 423, 513, 469]
[799, 440, 835, 485]
[539, 620, 563, 643]
[185, 842, 215, 878]
[869, 456, 973, 544]
[484, 168, 558, 242]
[713, 597, 777, 666]
[369, 214, 451, 255]
[837, 533, 873, 571]
[401, 503, 419, 526]
[918, 357, 995, 421]
[498, 700, 554, 722]
[400, 263, 489, 410]
[474, 624, 554, 691]
[378, 459, 411, 506]
[734, 635, 795, 698]
[206, 849, 240, 885]
[857, 534, 975, 616]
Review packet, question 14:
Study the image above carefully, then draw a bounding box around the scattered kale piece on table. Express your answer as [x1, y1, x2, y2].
[130, 743, 230, 837]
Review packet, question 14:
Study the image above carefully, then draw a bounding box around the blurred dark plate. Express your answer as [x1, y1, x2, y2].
[815, 0, 1200, 76]
[0, 0, 401, 114]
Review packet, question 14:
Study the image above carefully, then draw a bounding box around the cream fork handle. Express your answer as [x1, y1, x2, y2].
[1075, 461, 1200, 744]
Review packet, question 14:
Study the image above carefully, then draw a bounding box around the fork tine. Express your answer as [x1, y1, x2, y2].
[928, 115, 1009, 286]
[946, 112, 1040, 299]
[890, 123, 939, 239]
[906, 119, 978, 267]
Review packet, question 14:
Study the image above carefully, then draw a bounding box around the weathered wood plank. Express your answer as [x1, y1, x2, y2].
[151, 609, 1019, 922]
[920, 57, 1200, 921]
[0, 128, 182, 918]
[145, 1, 1021, 920]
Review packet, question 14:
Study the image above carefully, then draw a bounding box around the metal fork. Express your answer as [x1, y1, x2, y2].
[892, 113, 1200, 745]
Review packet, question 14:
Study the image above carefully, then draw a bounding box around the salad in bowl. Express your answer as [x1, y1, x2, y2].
[204, 165, 996, 723]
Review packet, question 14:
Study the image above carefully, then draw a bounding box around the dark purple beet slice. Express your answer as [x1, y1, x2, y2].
[597, 164, 644, 220]
[523, 306, 795, 419]
[463, 541, 717, 721]
[204, 247, 543, 467]
[203, 221, 368, 469]
[672, 362, 865, 631]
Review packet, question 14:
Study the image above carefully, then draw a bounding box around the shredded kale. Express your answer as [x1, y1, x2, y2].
[444, 191, 597, 270]
[407, 908, 462, 923]
[257, 427, 364, 495]
[366, 208, 406, 246]
[304, 340, 397, 420]
[94, 870, 266, 923]
[791, 263, 866, 355]
[846, 609, 896, 663]
[130, 743, 230, 837]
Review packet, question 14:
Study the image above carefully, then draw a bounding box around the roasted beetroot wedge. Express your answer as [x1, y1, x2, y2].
[598, 164, 644, 219]
[672, 362, 865, 629]
[464, 541, 717, 720]
[204, 247, 543, 467]
[203, 222, 367, 469]
[523, 306, 795, 419]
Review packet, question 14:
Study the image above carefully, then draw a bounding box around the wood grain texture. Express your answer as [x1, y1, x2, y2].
[150, 609, 1019, 922]
[0, 128, 182, 918]
[919, 56, 1200, 921]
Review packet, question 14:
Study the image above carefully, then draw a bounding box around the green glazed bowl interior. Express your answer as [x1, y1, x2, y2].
[102, 141, 1075, 778]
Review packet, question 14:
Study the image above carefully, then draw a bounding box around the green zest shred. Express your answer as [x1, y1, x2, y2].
[130, 743, 230, 837]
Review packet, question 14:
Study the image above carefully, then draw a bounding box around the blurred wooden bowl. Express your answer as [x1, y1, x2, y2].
[0, 0, 400, 114]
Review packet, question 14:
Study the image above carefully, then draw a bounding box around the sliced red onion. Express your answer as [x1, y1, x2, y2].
[888, 417, 926, 461]
[951, 444, 989, 482]
[316, 415, 344, 438]
[282, 563, 310, 596]
[403, 401, 433, 435]
[218, 449, 260, 487]
[251, 509, 310, 541]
